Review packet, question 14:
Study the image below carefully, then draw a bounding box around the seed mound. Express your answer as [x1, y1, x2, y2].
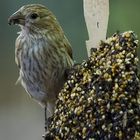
[45, 31, 140, 140]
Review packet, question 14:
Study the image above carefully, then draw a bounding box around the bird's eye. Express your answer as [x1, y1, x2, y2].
[30, 13, 38, 19]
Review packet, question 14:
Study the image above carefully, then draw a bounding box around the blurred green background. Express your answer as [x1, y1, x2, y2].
[0, 0, 140, 140]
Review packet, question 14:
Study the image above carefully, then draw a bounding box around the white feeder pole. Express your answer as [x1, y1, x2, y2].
[83, 0, 109, 56]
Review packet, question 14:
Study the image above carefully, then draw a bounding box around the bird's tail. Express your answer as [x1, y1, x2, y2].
[46, 101, 55, 118]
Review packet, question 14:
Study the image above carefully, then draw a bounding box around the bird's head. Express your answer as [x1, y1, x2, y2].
[8, 4, 61, 32]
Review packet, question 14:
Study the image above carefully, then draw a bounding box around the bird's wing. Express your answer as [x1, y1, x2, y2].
[64, 37, 73, 59]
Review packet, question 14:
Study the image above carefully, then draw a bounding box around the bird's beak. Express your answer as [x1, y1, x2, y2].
[8, 11, 25, 25]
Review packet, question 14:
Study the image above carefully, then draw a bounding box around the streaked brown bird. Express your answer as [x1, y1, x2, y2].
[8, 4, 73, 129]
